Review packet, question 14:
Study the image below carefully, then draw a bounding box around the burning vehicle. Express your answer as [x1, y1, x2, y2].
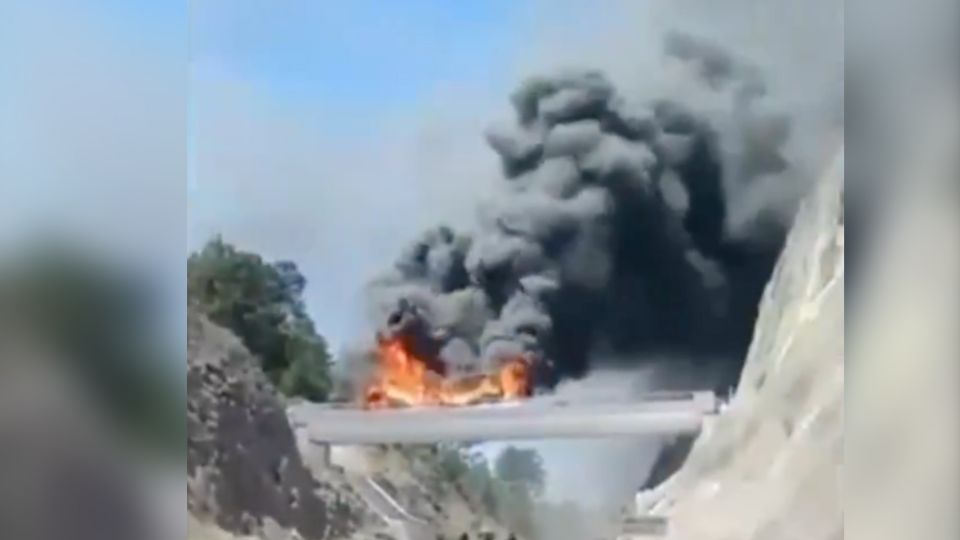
[363, 332, 533, 409]
[363, 300, 535, 408]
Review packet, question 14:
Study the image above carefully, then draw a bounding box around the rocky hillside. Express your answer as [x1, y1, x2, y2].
[187, 311, 379, 539]
[333, 444, 518, 539]
[188, 310, 515, 540]
[633, 148, 844, 540]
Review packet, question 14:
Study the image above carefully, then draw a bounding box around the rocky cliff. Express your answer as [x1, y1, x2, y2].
[633, 148, 844, 540]
[632, 80, 957, 540]
[187, 311, 378, 539]
[188, 310, 514, 540]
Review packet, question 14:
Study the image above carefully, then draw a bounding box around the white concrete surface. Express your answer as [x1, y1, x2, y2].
[289, 392, 716, 444]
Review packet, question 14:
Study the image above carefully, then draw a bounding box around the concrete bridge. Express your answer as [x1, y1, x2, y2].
[290, 391, 718, 539]
[289, 391, 718, 445]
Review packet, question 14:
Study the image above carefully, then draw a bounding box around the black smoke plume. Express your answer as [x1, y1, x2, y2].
[361, 33, 798, 391]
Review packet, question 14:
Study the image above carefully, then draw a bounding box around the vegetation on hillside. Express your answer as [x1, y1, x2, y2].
[420, 443, 548, 539]
[188, 236, 332, 401]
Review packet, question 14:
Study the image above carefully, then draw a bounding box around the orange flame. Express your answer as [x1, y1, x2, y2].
[364, 337, 532, 408]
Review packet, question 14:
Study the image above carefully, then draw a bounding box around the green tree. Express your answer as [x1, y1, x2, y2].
[494, 446, 546, 497]
[490, 446, 547, 538]
[188, 236, 331, 401]
[493, 481, 537, 539]
[465, 452, 500, 516]
[435, 443, 471, 483]
[413, 443, 549, 538]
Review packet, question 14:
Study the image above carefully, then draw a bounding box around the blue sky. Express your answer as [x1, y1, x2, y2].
[183, 0, 843, 357]
[191, 1, 528, 120]
[181, 0, 677, 354]
[181, 1, 713, 351]
[186, 1, 561, 349]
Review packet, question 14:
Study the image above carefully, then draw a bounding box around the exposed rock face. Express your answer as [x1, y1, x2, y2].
[631, 78, 956, 540]
[187, 309, 517, 540]
[634, 148, 844, 539]
[187, 311, 374, 540]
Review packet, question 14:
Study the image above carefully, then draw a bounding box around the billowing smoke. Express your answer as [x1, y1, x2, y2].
[359, 33, 800, 391]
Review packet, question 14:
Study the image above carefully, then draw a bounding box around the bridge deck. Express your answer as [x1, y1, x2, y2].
[289, 392, 716, 444]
